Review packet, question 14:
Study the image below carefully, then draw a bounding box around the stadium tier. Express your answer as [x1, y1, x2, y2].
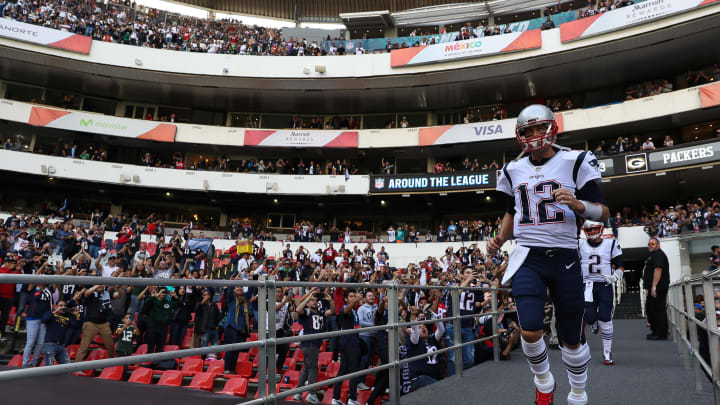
[0, 0, 720, 404]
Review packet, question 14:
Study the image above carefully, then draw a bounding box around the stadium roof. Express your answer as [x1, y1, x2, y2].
[169, 0, 565, 23]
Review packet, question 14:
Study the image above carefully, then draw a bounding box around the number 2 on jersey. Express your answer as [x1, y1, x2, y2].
[588, 254, 601, 274]
[517, 180, 565, 225]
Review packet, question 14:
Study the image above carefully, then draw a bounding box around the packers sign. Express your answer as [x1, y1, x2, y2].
[649, 142, 720, 170]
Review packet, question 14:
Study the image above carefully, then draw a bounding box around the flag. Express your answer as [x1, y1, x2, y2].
[345, 168, 350, 181]
[59, 199, 68, 212]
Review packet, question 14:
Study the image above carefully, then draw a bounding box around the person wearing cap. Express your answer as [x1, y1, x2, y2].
[12, 230, 29, 254]
[641, 137, 655, 151]
[94, 249, 119, 278]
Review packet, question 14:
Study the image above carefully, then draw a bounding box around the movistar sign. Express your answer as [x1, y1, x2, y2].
[79, 119, 128, 131]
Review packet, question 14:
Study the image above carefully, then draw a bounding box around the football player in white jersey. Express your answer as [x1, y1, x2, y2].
[579, 221, 623, 365]
[488, 104, 609, 405]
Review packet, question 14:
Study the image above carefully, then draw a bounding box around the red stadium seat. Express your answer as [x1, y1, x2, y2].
[157, 370, 183, 386]
[179, 355, 202, 365]
[133, 344, 148, 356]
[87, 349, 108, 361]
[187, 372, 215, 391]
[219, 378, 248, 397]
[235, 360, 253, 378]
[356, 390, 381, 405]
[325, 361, 341, 378]
[249, 333, 258, 341]
[206, 361, 225, 376]
[8, 354, 23, 367]
[66, 344, 80, 360]
[98, 366, 124, 381]
[237, 352, 250, 362]
[180, 358, 204, 376]
[181, 334, 193, 349]
[163, 345, 180, 352]
[291, 322, 303, 335]
[281, 370, 300, 386]
[292, 349, 304, 362]
[283, 357, 297, 371]
[128, 367, 153, 384]
[318, 352, 333, 369]
[249, 347, 258, 358]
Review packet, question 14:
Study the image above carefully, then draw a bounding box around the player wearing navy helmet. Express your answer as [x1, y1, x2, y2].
[580, 221, 623, 366]
[488, 104, 609, 405]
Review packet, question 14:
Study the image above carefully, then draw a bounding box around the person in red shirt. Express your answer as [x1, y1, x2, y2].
[323, 243, 337, 265]
[0, 257, 21, 339]
[433, 162, 445, 174]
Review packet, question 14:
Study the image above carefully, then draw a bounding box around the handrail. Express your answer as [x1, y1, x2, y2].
[667, 272, 720, 403]
[0, 274, 515, 404]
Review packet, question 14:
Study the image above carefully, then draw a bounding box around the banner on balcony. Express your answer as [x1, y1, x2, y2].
[0, 18, 92, 54]
[244, 130, 359, 148]
[28, 107, 176, 142]
[560, 0, 719, 42]
[390, 30, 541, 68]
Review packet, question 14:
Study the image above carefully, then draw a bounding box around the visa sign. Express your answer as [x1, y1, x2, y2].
[473, 123, 504, 136]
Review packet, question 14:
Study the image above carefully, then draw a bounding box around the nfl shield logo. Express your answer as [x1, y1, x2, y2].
[375, 178, 385, 189]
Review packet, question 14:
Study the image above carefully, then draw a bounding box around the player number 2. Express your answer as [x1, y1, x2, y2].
[588, 254, 601, 274]
[517, 180, 565, 225]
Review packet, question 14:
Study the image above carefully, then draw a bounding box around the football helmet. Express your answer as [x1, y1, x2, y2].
[583, 220, 604, 241]
[516, 104, 559, 152]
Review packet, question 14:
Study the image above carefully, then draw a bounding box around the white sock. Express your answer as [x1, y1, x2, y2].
[599, 320, 613, 354]
[561, 343, 590, 393]
[522, 337, 554, 393]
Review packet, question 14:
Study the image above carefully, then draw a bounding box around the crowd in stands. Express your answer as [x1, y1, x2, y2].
[432, 158, 500, 174]
[629, 198, 720, 239]
[463, 105, 505, 123]
[0, 207, 520, 402]
[383, 219, 503, 244]
[575, 0, 635, 19]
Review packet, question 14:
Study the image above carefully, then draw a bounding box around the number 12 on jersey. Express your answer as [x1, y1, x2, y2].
[517, 180, 566, 225]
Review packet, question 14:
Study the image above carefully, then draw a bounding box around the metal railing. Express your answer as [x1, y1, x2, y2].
[0, 274, 516, 404]
[668, 269, 720, 405]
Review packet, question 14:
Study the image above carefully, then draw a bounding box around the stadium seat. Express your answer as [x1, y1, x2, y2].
[157, 370, 183, 386]
[66, 344, 80, 360]
[128, 367, 153, 384]
[133, 344, 148, 356]
[318, 352, 333, 369]
[325, 362, 341, 378]
[281, 369, 300, 386]
[187, 372, 215, 391]
[249, 347, 258, 358]
[249, 332, 258, 341]
[181, 334, 193, 349]
[219, 378, 248, 397]
[180, 358, 204, 376]
[356, 390, 381, 405]
[179, 355, 202, 365]
[98, 366, 124, 381]
[87, 349, 108, 361]
[206, 361, 225, 376]
[163, 345, 180, 352]
[8, 354, 22, 367]
[283, 357, 297, 371]
[237, 352, 250, 362]
[292, 349, 304, 362]
[235, 360, 253, 378]
[291, 322, 303, 335]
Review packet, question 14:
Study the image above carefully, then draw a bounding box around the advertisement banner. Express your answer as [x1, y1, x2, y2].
[244, 130, 358, 148]
[391, 29, 541, 68]
[28, 107, 176, 142]
[560, 0, 720, 42]
[598, 158, 616, 176]
[370, 171, 496, 194]
[418, 119, 517, 146]
[625, 153, 648, 173]
[649, 141, 720, 170]
[0, 18, 92, 54]
[700, 82, 720, 108]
